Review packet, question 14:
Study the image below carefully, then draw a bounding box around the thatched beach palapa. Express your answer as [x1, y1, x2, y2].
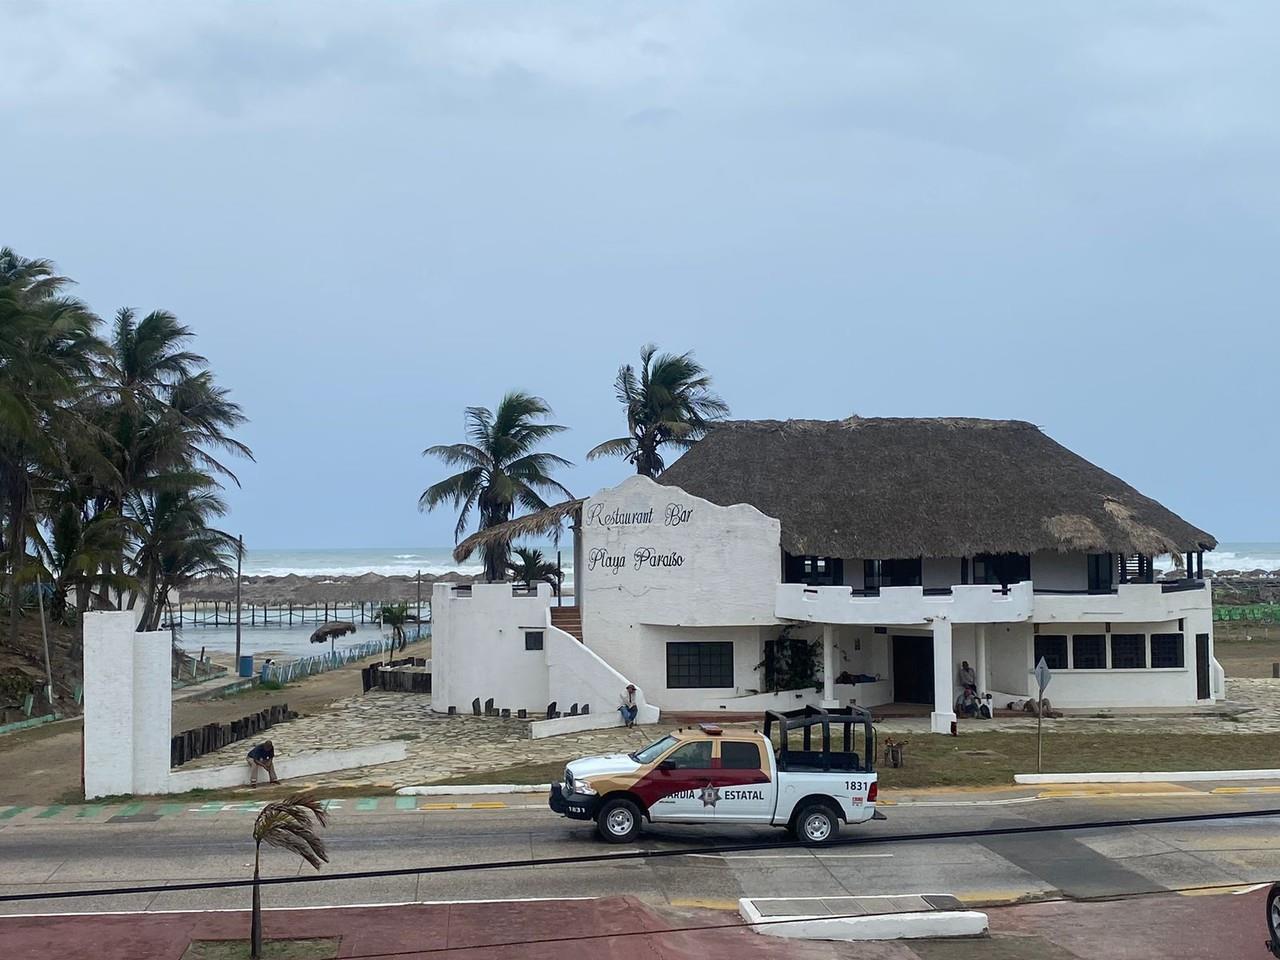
[656, 417, 1216, 559]
[310, 621, 357, 645]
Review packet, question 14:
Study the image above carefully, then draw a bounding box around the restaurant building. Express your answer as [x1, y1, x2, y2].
[431, 418, 1219, 734]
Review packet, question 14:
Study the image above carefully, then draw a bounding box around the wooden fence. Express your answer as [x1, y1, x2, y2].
[170, 703, 298, 767]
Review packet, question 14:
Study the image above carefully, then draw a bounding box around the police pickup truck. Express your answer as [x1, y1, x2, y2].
[549, 705, 882, 844]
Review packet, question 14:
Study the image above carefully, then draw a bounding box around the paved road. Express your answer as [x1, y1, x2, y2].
[1, 783, 1278, 917]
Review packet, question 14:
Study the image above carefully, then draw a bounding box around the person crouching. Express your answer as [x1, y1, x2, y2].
[246, 739, 280, 786]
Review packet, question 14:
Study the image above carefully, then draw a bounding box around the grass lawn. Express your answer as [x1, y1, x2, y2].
[431, 731, 1280, 792]
[875, 731, 1280, 789]
[1213, 620, 1280, 678]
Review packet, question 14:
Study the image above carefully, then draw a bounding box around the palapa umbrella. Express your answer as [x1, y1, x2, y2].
[310, 621, 357, 655]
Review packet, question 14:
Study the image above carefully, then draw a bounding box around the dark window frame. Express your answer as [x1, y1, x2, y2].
[1110, 633, 1146, 669]
[721, 740, 765, 770]
[664, 740, 713, 769]
[1150, 633, 1185, 668]
[1072, 634, 1107, 669]
[666, 641, 735, 689]
[973, 552, 1031, 587]
[523, 630, 544, 651]
[1087, 553, 1114, 592]
[1034, 635, 1069, 670]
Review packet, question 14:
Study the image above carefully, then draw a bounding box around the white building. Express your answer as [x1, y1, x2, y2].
[432, 417, 1219, 734]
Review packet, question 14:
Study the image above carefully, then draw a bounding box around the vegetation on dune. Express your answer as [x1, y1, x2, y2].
[0, 247, 251, 653]
[586, 343, 729, 478]
[507, 545, 562, 595]
[419, 391, 572, 582]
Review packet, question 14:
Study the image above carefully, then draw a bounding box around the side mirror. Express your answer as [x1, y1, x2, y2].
[657, 759, 676, 771]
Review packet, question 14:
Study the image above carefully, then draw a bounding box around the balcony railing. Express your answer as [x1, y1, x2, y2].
[777, 581, 1034, 625]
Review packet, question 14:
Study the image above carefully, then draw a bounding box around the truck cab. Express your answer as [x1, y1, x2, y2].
[549, 706, 881, 844]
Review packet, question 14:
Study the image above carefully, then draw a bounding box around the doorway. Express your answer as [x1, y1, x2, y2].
[1196, 633, 1210, 700]
[892, 635, 934, 704]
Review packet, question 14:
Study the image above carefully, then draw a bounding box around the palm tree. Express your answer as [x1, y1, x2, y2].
[250, 791, 329, 959]
[420, 392, 572, 582]
[507, 545, 562, 595]
[128, 483, 239, 631]
[586, 344, 729, 478]
[376, 601, 410, 652]
[0, 249, 105, 646]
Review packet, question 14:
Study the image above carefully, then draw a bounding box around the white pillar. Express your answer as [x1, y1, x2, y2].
[975, 624, 988, 696]
[821, 624, 839, 708]
[930, 618, 957, 734]
[83, 611, 138, 799]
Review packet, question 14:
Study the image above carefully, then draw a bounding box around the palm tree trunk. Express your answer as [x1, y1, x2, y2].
[251, 843, 263, 958]
[6, 474, 27, 650]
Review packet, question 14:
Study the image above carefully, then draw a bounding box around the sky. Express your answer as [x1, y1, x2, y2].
[3, 1, 1277, 549]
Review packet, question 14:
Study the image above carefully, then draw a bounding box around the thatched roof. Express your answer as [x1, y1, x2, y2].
[310, 621, 357, 644]
[657, 418, 1215, 558]
[452, 498, 585, 562]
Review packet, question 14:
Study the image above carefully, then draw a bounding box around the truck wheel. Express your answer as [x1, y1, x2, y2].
[794, 802, 840, 844]
[596, 797, 641, 843]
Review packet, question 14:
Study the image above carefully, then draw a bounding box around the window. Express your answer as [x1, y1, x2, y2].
[523, 630, 544, 651]
[1110, 633, 1146, 669]
[664, 740, 712, 769]
[1151, 633, 1185, 668]
[867, 558, 922, 588]
[973, 553, 1031, 586]
[1072, 634, 1106, 669]
[1087, 553, 1114, 592]
[784, 554, 843, 586]
[1034, 635, 1068, 670]
[666, 642, 734, 688]
[721, 740, 764, 770]
[634, 735, 678, 764]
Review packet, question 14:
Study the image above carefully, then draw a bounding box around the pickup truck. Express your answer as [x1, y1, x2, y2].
[549, 705, 882, 844]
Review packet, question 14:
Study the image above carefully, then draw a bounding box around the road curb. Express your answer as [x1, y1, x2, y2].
[1014, 769, 1280, 785]
[396, 784, 551, 796]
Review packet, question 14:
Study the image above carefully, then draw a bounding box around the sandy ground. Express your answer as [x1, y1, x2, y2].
[0, 651, 391, 806]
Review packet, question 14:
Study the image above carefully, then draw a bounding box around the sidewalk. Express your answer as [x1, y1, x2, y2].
[0, 888, 1272, 959]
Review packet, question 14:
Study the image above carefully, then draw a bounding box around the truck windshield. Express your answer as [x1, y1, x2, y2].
[631, 735, 678, 764]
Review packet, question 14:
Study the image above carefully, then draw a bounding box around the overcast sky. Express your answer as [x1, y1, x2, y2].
[3, 1, 1276, 549]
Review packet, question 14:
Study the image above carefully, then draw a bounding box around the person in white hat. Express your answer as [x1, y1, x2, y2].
[618, 684, 639, 728]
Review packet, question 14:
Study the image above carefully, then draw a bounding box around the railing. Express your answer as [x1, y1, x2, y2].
[777, 581, 1034, 624]
[1160, 578, 1207, 593]
[262, 627, 429, 685]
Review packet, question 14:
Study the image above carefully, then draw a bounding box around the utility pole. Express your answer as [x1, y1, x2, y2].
[416, 569, 422, 632]
[234, 535, 244, 670]
[34, 569, 54, 710]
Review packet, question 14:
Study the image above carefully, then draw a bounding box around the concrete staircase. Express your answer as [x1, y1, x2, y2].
[550, 606, 583, 641]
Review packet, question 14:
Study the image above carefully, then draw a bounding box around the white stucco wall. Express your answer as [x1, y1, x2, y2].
[923, 557, 962, 589]
[1030, 551, 1088, 591]
[84, 611, 142, 798]
[541, 620, 659, 732]
[580, 476, 783, 710]
[431, 582, 554, 713]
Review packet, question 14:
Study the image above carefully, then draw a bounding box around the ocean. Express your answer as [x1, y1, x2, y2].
[180, 542, 1279, 660]
[179, 544, 573, 659]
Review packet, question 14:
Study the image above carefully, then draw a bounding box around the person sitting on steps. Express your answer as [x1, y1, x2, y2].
[618, 684, 639, 728]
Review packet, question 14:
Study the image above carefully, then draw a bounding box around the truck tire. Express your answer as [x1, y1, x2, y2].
[596, 797, 642, 844]
[793, 801, 840, 845]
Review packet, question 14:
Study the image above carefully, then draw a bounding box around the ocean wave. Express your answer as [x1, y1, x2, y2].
[246, 564, 488, 578]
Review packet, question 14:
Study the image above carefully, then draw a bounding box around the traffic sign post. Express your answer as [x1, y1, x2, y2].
[1033, 657, 1053, 773]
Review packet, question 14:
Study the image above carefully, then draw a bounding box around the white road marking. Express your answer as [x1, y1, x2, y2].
[688, 852, 894, 860]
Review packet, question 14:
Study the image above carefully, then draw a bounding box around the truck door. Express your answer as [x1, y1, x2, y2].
[646, 740, 718, 822]
[713, 739, 774, 822]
